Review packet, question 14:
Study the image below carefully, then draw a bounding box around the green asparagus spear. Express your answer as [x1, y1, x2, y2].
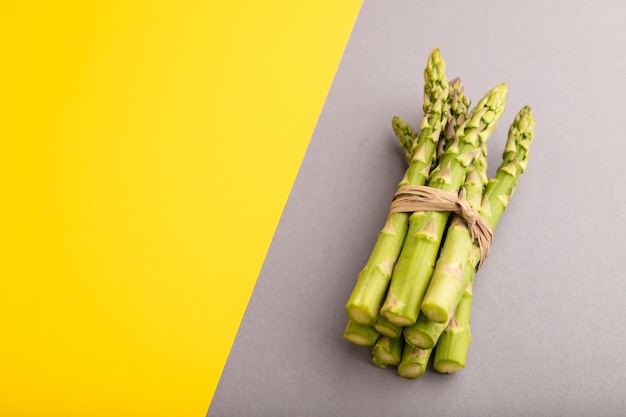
[372, 314, 403, 338]
[432, 275, 474, 373]
[437, 78, 471, 161]
[403, 313, 448, 349]
[380, 83, 508, 327]
[420, 140, 488, 323]
[433, 106, 536, 372]
[397, 343, 432, 379]
[343, 319, 379, 347]
[345, 47, 450, 325]
[480, 106, 535, 229]
[372, 335, 404, 367]
[392, 116, 418, 164]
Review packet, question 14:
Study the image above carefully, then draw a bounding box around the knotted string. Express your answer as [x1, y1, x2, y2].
[389, 185, 493, 269]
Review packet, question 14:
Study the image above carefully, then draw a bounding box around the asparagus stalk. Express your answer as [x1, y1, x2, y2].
[397, 343, 432, 379]
[403, 313, 448, 349]
[372, 335, 404, 367]
[343, 319, 380, 347]
[393, 115, 418, 164]
[437, 78, 471, 160]
[372, 357, 387, 369]
[433, 275, 474, 373]
[420, 141, 489, 323]
[480, 106, 535, 229]
[433, 106, 536, 372]
[380, 83, 508, 327]
[345, 47, 450, 325]
[373, 314, 403, 338]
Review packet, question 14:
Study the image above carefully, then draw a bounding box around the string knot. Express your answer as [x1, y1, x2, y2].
[389, 185, 493, 269]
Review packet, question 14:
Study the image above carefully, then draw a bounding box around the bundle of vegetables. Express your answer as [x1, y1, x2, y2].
[343, 47, 535, 379]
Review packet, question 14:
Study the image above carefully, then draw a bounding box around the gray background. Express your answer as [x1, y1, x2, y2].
[209, 0, 626, 415]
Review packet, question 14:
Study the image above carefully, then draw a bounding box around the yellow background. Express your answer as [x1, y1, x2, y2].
[0, 1, 361, 415]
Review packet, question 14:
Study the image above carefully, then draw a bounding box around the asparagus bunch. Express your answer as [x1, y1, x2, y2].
[342, 47, 537, 380]
[379, 82, 507, 327]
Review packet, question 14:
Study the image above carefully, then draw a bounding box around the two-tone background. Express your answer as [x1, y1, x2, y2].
[4, 1, 626, 416]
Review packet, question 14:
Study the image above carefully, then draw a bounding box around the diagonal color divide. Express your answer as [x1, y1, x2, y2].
[208, 0, 626, 416]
